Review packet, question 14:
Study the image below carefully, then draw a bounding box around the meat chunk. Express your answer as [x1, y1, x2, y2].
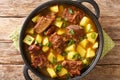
[28, 44, 41, 54]
[62, 7, 84, 24]
[62, 60, 82, 76]
[66, 25, 84, 42]
[31, 54, 47, 68]
[34, 13, 56, 34]
[49, 33, 65, 54]
[45, 25, 56, 36]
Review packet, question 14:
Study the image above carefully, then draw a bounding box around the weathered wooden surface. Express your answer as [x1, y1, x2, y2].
[0, 0, 120, 80]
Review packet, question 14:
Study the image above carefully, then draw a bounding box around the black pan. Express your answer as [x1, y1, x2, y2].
[19, 0, 104, 80]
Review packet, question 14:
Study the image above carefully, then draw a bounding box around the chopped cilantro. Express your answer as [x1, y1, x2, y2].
[55, 64, 63, 73]
[39, 43, 43, 47]
[62, 51, 68, 56]
[46, 42, 52, 47]
[68, 39, 75, 46]
[69, 8, 73, 14]
[62, 20, 68, 28]
[91, 32, 96, 39]
[52, 57, 57, 64]
[66, 73, 71, 80]
[72, 54, 76, 59]
[69, 29, 75, 35]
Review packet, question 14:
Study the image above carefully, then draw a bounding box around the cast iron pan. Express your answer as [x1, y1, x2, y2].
[19, 0, 104, 80]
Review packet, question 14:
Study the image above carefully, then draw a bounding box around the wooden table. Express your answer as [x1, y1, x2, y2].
[0, 0, 120, 80]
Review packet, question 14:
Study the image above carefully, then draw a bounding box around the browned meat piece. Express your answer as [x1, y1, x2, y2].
[34, 13, 56, 34]
[31, 54, 47, 68]
[62, 7, 84, 24]
[28, 44, 41, 54]
[49, 33, 66, 54]
[45, 25, 56, 36]
[62, 60, 83, 77]
[66, 25, 84, 42]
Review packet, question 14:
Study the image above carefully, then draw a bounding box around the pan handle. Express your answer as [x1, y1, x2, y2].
[76, 0, 100, 19]
[23, 65, 32, 80]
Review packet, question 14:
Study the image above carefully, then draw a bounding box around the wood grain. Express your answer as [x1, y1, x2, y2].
[0, 0, 119, 17]
[0, 65, 120, 80]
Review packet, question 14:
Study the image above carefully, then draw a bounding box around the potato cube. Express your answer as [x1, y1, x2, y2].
[47, 52, 55, 63]
[80, 39, 89, 48]
[82, 59, 89, 66]
[54, 21, 63, 28]
[86, 48, 95, 58]
[80, 16, 90, 27]
[27, 28, 34, 34]
[42, 46, 49, 52]
[85, 24, 94, 33]
[67, 51, 77, 60]
[47, 67, 57, 78]
[32, 15, 40, 23]
[57, 55, 64, 62]
[23, 35, 34, 45]
[50, 5, 59, 13]
[36, 34, 42, 43]
[92, 42, 98, 49]
[87, 32, 98, 43]
[65, 44, 75, 52]
[57, 28, 65, 35]
[58, 68, 68, 77]
[77, 45, 86, 58]
[42, 37, 49, 45]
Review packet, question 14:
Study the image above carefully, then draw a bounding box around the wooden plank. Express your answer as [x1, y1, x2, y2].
[0, 0, 119, 17]
[0, 65, 120, 80]
[82, 65, 120, 80]
[0, 40, 119, 65]
[0, 42, 24, 65]
[0, 16, 120, 40]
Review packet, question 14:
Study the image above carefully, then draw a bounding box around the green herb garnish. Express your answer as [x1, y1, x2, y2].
[72, 54, 76, 59]
[46, 42, 52, 47]
[91, 32, 96, 39]
[52, 57, 57, 64]
[39, 43, 43, 47]
[62, 20, 68, 28]
[62, 51, 68, 56]
[56, 17, 62, 21]
[68, 39, 75, 46]
[66, 73, 71, 80]
[55, 64, 63, 73]
[69, 8, 73, 14]
[69, 29, 75, 35]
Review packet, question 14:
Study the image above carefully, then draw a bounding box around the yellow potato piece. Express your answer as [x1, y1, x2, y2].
[32, 14, 40, 23]
[80, 39, 89, 48]
[42, 37, 49, 45]
[87, 32, 98, 43]
[23, 35, 34, 45]
[58, 68, 68, 77]
[67, 51, 77, 60]
[36, 34, 42, 43]
[57, 28, 65, 35]
[47, 67, 57, 78]
[26, 28, 34, 34]
[57, 55, 64, 62]
[86, 48, 95, 58]
[54, 21, 63, 28]
[42, 46, 49, 52]
[65, 44, 75, 52]
[85, 24, 94, 33]
[47, 52, 55, 63]
[80, 16, 90, 27]
[50, 5, 59, 13]
[92, 42, 98, 49]
[77, 45, 86, 58]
